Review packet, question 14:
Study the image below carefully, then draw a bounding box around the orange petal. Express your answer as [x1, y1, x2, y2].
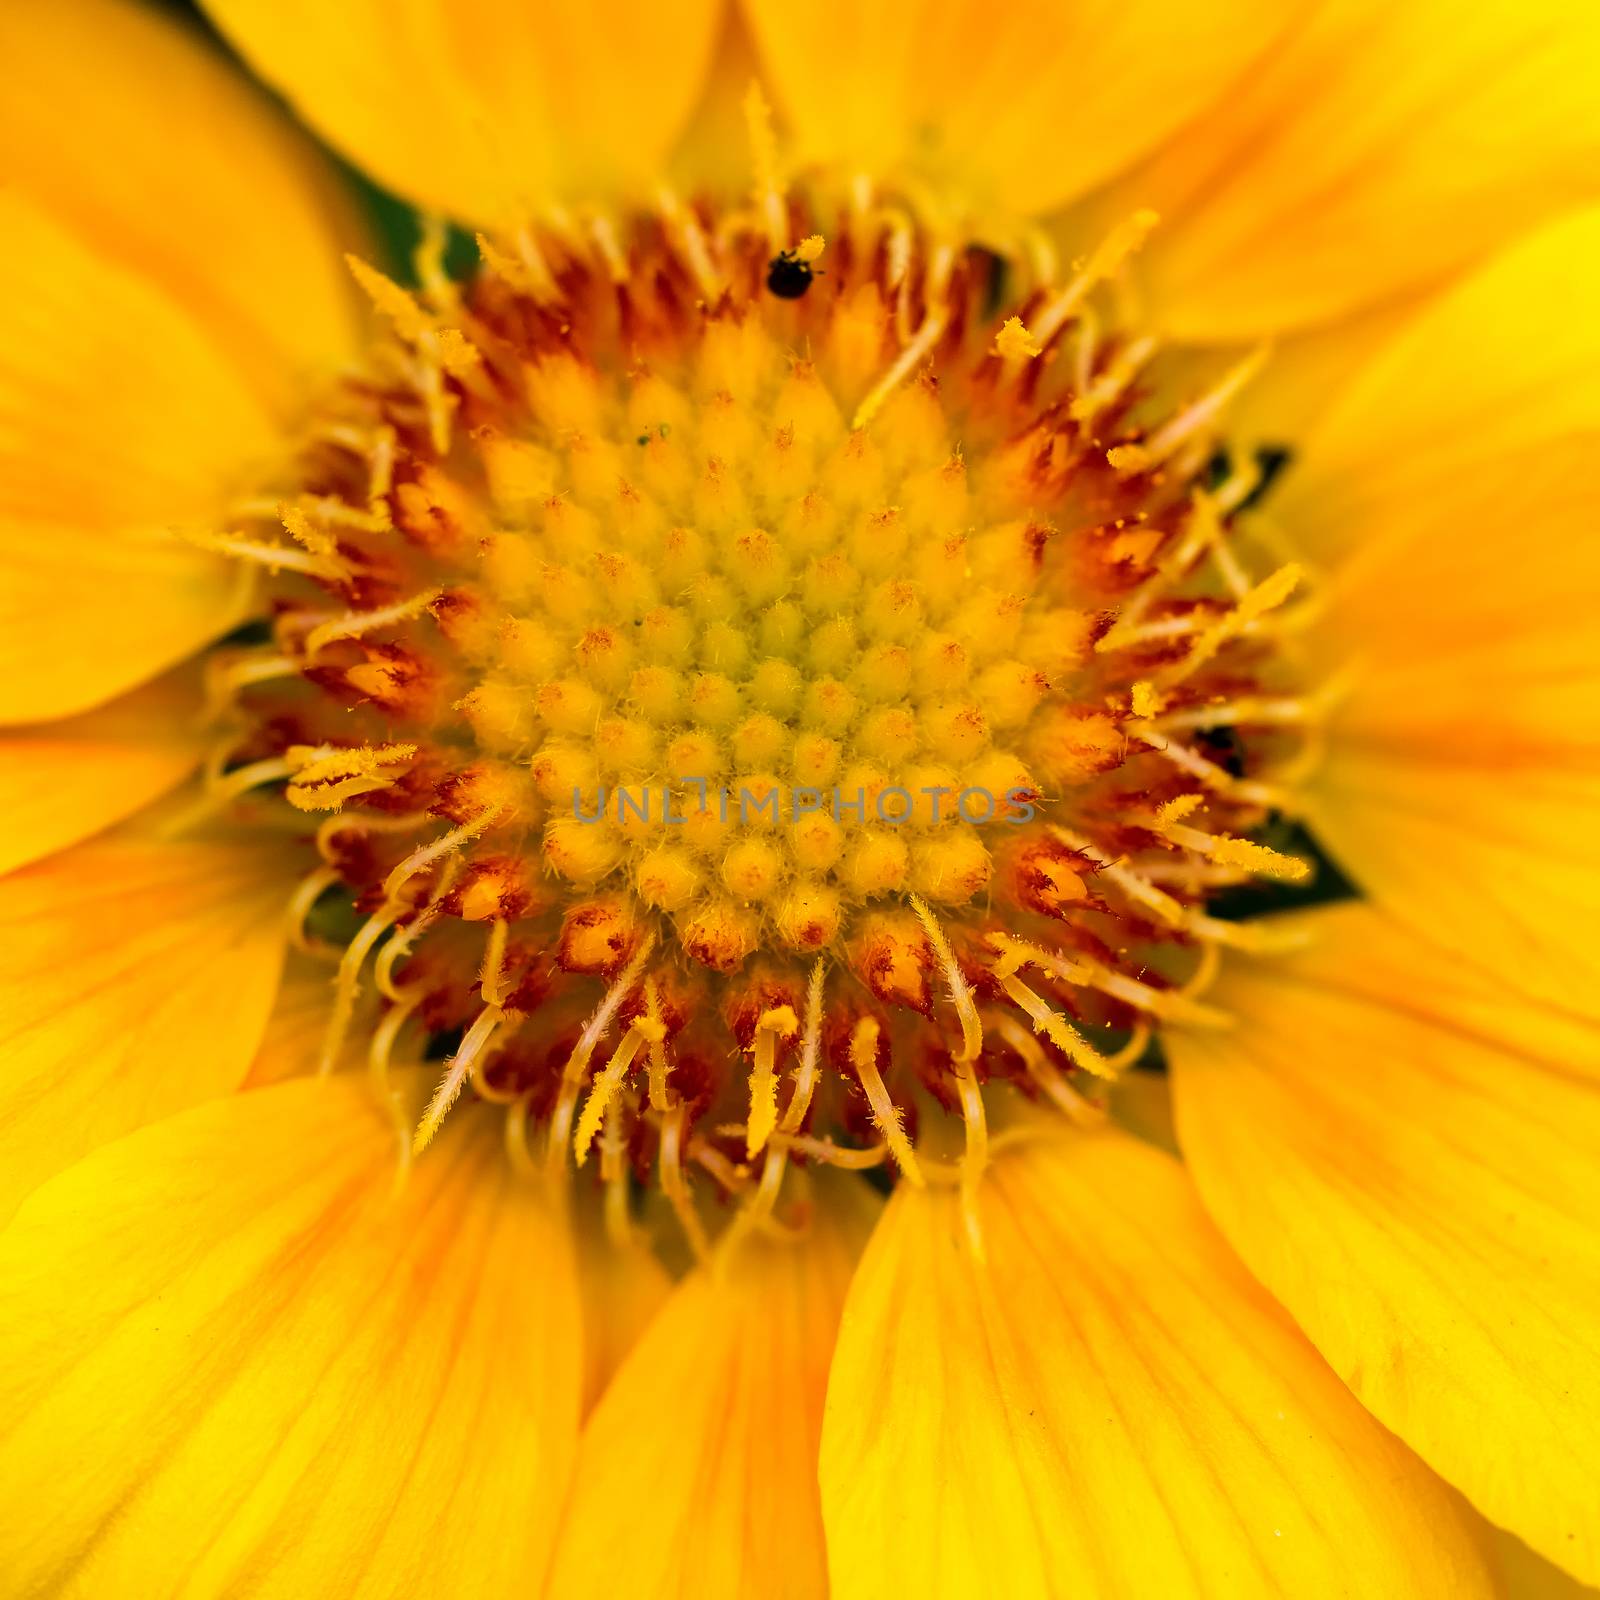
[546, 1179, 878, 1598]
[821, 1127, 1495, 1598]
[743, 0, 1291, 227]
[1168, 904, 1600, 1586]
[0, 835, 290, 1225]
[0, 0, 360, 413]
[0, 193, 275, 722]
[0, 1075, 580, 1595]
[1092, 0, 1600, 339]
[201, 0, 722, 223]
[0, 664, 206, 875]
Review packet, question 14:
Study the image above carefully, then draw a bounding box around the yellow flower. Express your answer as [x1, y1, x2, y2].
[1, 0, 1598, 1595]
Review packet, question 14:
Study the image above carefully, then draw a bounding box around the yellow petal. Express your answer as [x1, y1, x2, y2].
[1168, 904, 1600, 1586]
[1277, 204, 1600, 564]
[1187, 289, 1427, 461]
[820, 1127, 1495, 1599]
[668, 3, 769, 202]
[0, 0, 359, 412]
[1309, 446, 1600, 1012]
[0, 1075, 580, 1596]
[201, 0, 721, 223]
[574, 1203, 673, 1417]
[1109, 1063, 1179, 1155]
[242, 956, 373, 1088]
[742, 0, 1291, 226]
[1495, 1527, 1600, 1600]
[256, 979, 672, 1411]
[1095, 0, 1600, 339]
[0, 836, 290, 1226]
[0, 193, 275, 722]
[1278, 210, 1600, 1011]
[546, 1179, 878, 1599]
[0, 664, 204, 875]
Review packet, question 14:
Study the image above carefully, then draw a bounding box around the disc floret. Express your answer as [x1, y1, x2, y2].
[205, 194, 1317, 1251]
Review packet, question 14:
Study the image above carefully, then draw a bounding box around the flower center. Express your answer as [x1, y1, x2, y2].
[209, 194, 1317, 1249]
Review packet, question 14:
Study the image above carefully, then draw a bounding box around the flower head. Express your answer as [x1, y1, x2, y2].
[216, 192, 1320, 1232]
[2, 1, 1600, 1596]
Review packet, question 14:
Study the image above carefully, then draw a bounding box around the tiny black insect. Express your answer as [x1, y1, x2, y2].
[766, 250, 814, 299]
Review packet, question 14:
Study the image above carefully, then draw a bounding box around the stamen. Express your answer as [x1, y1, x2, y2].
[1160, 818, 1311, 883]
[1049, 826, 1187, 929]
[284, 863, 342, 958]
[321, 901, 407, 1076]
[688, 1135, 750, 1193]
[280, 495, 390, 535]
[413, 1003, 514, 1154]
[852, 242, 956, 430]
[599, 1100, 636, 1248]
[1070, 333, 1159, 422]
[951, 1054, 988, 1260]
[314, 809, 430, 867]
[368, 990, 422, 1095]
[505, 1094, 537, 1180]
[654, 187, 721, 301]
[1028, 209, 1159, 349]
[475, 229, 560, 305]
[1107, 344, 1271, 475]
[1185, 910, 1313, 953]
[743, 82, 788, 255]
[1162, 561, 1302, 687]
[587, 212, 629, 284]
[784, 960, 827, 1138]
[285, 743, 416, 812]
[372, 865, 458, 1001]
[746, 1004, 799, 1158]
[642, 980, 672, 1113]
[181, 529, 343, 581]
[729, 960, 829, 1241]
[990, 1012, 1105, 1126]
[994, 316, 1042, 363]
[301, 587, 443, 662]
[203, 651, 297, 718]
[1156, 694, 1320, 732]
[1019, 222, 1060, 287]
[1100, 1023, 1155, 1073]
[413, 214, 459, 309]
[573, 1018, 657, 1165]
[1138, 725, 1290, 810]
[987, 931, 1230, 1029]
[847, 1017, 922, 1184]
[206, 754, 295, 803]
[479, 917, 512, 1005]
[776, 1133, 888, 1169]
[382, 808, 503, 903]
[660, 1099, 711, 1262]
[909, 893, 981, 1062]
[546, 934, 657, 1174]
[990, 946, 1119, 1080]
